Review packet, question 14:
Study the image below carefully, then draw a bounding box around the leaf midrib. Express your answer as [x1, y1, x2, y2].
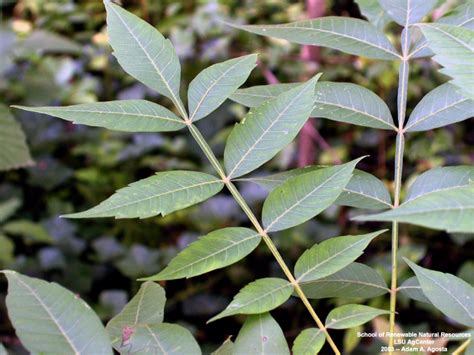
[405, 98, 469, 130]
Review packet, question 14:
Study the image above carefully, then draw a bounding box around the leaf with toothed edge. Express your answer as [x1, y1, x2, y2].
[141, 228, 260, 280]
[63, 171, 224, 219]
[188, 54, 258, 122]
[12, 100, 186, 132]
[232, 17, 400, 60]
[224, 75, 321, 179]
[262, 158, 365, 232]
[208, 278, 293, 323]
[405, 259, 474, 327]
[294, 230, 386, 283]
[104, 1, 185, 110]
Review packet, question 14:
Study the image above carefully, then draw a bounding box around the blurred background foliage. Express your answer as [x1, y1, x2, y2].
[0, 0, 472, 353]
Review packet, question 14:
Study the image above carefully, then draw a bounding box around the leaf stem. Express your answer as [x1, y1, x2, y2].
[452, 338, 471, 355]
[389, 28, 409, 352]
[187, 123, 341, 355]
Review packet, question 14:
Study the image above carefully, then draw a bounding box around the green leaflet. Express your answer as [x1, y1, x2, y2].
[0, 198, 21, 224]
[63, 171, 224, 219]
[3, 220, 53, 244]
[106, 282, 166, 349]
[299, 262, 389, 299]
[241, 167, 392, 210]
[128, 323, 201, 355]
[234, 313, 290, 355]
[224, 75, 320, 179]
[325, 304, 390, 329]
[409, 2, 474, 59]
[355, 0, 392, 30]
[292, 328, 325, 355]
[398, 276, 431, 304]
[419, 24, 474, 100]
[313, 82, 395, 130]
[354, 184, 474, 233]
[405, 166, 474, 202]
[2, 270, 113, 354]
[212, 338, 234, 355]
[379, 0, 437, 26]
[262, 158, 362, 232]
[233, 17, 400, 60]
[13, 100, 186, 132]
[141, 228, 260, 280]
[0, 105, 33, 171]
[231, 82, 396, 130]
[294, 230, 386, 283]
[188, 54, 258, 121]
[405, 259, 474, 327]
[104, 2, 185, 112]
[208, 278, 293, 323]
[405, 83, 474, 131]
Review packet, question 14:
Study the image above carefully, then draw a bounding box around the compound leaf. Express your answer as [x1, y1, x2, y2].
[295, 230, 385, 283]
[188, 54, 258, 121]
[0, 105, 33, 171]
[142, 228, 260, 280]
[233, 17, 400, 60]
[405, 259, 474, 327]
[224, 75, 320, 179]
[299, 262, 389, 299]
[262, 158, 362, 232]
[105, 2, 185, 111]
[2, 270, 113, 354]
[405, 83, 474, 131]
[63, 171, 224, 219]
[234, 313, 290, 355]
[325, 304, 390, 329]
[13, 101, 185, 132]
[106, 281, 166, 349]
[292, 328, 325, 355]
[208, 278, 293, 323]
[127, 323, 201, 355]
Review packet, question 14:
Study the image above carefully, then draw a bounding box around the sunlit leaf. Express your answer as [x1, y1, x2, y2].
[106, 282, 166, 349]
[405, 260, 474, 327]
[325, 304, 390, 329]
[142, 228, 260, 280]
[292, 328, 325, 355]
[208, 278, 293, 322]
[232, 17, 400, 60]
[188, 54, 257, 121]
[299, 262, 389, 299]
[63, 171, 224, 219]
[379, 0, 437, 26]
[13, 101, 186, 132]
[3, 220, 53, 244]
[2, 270, 113, 354]
[234, 313, 290, 355]
[0, 105, 33, 171]
[294, 230, 386, 283]
[105, 2, 185, 111]
[224, 75, 320, 178]
[262, 158, 362, 232]
[405, 83, 473, 131]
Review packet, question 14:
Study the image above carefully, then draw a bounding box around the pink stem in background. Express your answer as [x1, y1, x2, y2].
[298, 0, 326, 167]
